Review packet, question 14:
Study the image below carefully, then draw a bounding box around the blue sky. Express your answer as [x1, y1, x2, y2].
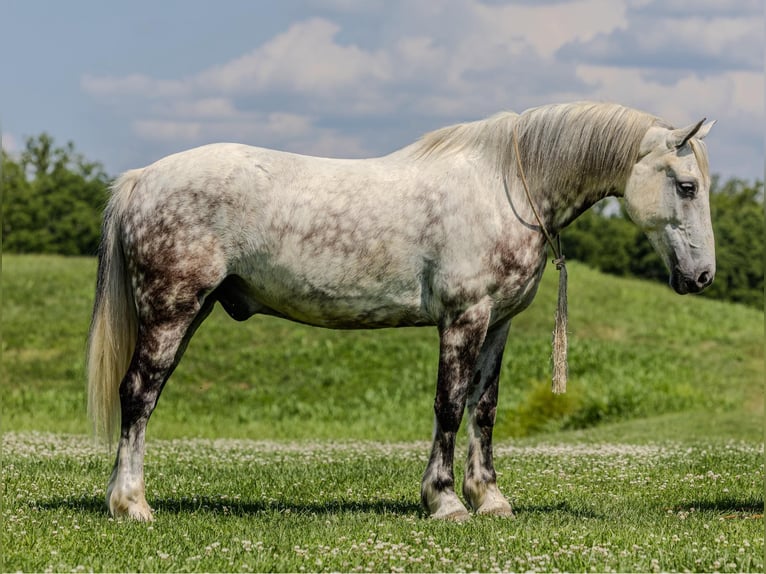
[2, 0, 762, 182]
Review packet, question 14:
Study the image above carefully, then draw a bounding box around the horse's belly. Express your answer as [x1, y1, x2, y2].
[258, 291, 432, 329]
[231, 263, 433, 329]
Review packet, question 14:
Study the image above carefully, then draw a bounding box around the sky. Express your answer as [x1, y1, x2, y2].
[1, 0, 763, 183]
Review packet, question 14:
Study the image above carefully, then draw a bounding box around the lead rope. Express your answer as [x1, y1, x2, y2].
[511, 127, 568, 393]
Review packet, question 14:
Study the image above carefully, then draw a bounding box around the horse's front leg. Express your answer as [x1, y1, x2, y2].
[462, 318, 514, 516]
[421, 298, 492, 520]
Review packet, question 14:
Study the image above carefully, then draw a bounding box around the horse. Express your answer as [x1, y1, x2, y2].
[87, 101, 715, 521]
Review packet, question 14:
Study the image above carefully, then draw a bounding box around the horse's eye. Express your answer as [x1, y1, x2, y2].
[676, 180, 697, 198]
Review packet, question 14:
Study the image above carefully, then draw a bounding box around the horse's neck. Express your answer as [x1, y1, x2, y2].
[504, 147, 621, 236]
[527, 171, 623, 235]
[510, 105, 650, 234]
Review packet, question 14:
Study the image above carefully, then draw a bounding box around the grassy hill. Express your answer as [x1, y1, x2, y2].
[3, 254, 763, 442]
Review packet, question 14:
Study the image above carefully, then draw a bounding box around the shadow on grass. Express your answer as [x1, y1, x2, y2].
[35, 495, 106, 514]
[35, 495, 423, 517]
[514, 500, 603, 519]
[153, 496, 424, 517]
[41, 494, 762, 520]
[675, 496, 764, 517]
[35, 495, 624, 521]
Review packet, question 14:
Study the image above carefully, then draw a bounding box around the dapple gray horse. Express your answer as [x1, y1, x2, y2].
[88, 101, 715, 521]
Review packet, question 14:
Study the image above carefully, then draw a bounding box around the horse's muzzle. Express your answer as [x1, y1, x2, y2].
[670, 266, 715, 295]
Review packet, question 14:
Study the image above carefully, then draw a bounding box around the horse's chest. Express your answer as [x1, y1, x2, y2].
[487, 239, 548, 316]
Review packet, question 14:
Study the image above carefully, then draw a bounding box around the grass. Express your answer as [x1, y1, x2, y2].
[3, 434, 763, 572]
[2, 253, 764, 572]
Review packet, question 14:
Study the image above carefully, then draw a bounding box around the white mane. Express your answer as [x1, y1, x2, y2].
[414, 101, 665, 196]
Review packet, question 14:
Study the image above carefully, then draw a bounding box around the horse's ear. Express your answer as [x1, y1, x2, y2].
[695, 119, 716, 141]
[667, 118, 714, 149]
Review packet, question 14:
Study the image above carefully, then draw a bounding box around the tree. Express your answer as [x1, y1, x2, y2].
[2, 134, 109, 255]
[703, 177, 764, 307]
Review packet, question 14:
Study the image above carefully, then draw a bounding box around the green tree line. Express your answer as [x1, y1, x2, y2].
[2, 134, 108, 255]
[2, 134, 763, 307]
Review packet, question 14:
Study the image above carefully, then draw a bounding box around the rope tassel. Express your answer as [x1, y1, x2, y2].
[512, 127, 569, 393]
[551, 256, 568, 393]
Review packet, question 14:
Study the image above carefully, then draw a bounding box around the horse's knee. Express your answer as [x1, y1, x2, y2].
[433, 400, 464, 433]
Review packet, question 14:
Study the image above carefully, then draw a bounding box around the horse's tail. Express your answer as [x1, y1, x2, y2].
[87, 169, 143, 442]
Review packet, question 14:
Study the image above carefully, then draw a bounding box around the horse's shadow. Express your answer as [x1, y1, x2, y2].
[40, 495, 598, 519]
[152, 496, 424, 517]
[34, 495, 764, 520]
[675, 497, 763, 516]
[514, 500, 603, 519]
[36, 495, 423, 517]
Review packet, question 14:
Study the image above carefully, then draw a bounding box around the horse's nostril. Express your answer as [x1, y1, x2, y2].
[697, 270, 711, 286]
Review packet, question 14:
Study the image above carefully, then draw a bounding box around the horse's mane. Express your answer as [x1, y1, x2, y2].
[413, 102, 665, 194]
[413, 110, 519, 164]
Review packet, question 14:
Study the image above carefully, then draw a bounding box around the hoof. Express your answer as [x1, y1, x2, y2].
[110, 500, 155, 522]
[125, 504, 154, 522]
[465, 481, 513, 517]
[476, 501, 514, 518]
[431, 506, 471, 522]
[108, 488, 154, 521]
[423, 488, 471, 522]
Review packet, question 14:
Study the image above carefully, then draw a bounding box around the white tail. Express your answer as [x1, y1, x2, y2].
[86, 170, 143, 442]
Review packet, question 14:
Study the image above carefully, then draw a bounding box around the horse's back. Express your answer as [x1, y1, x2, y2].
[124, 142, 412, 217]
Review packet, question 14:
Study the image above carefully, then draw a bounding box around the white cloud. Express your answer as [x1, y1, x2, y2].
[562, 14, 762, 71]
[80, 0, 763, 180]
[393, 36, 446, 78]
[575, 66, 761, 123]
[83, 2, 624, 120]
[288, 130, 371, 158]
[195, 18, 391, 96]
[131, 110, 370, 158]
[472, 0, 627, 58]
[627, 0, 762, 18]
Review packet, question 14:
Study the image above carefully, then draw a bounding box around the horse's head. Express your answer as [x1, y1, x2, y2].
[623, 118, 716, 294]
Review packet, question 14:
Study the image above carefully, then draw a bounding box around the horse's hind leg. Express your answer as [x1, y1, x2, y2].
[421, 299, 492, 520]
[107, 293, 215, 521]
[462, 318, 513, 516]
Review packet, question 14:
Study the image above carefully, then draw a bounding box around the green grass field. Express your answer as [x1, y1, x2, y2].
[3, 254, 764, 572]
